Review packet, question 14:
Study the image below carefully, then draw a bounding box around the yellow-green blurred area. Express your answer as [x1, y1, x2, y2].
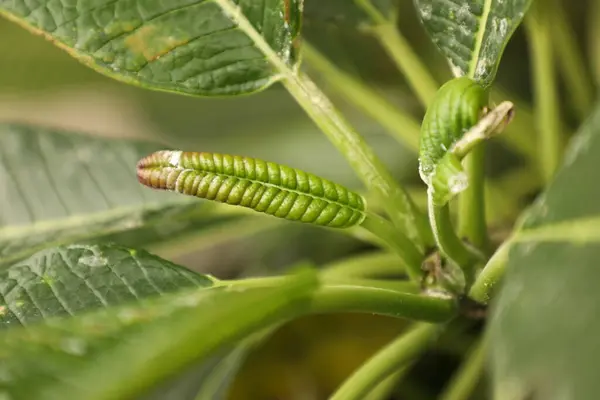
[0, 0, 594, 399]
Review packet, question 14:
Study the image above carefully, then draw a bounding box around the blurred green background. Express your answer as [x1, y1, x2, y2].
[0, 0, 594, 398]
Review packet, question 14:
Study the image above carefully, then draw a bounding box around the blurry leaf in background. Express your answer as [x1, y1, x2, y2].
[0, 124, 219, 267]
[413, 0, 533, 86]
[0, 245, 318, 400]
[489, 101, 600, 399]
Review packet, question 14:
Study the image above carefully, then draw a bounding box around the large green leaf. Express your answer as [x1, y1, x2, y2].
[0, 243, 258, 400]
[0, 243, 213, 327]
[0, 246, 317, 400]
[413, 0, 533, 87]
[0, 0, 301, 96]
[488, 101, 600, 399]
[0, 124, 213, 267]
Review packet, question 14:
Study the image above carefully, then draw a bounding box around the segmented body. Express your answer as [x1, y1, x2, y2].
[418, 77, 489, 182]
[137, 151, 366, 228]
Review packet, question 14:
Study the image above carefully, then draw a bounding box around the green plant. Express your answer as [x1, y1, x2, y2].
[0, 0, 598, 399]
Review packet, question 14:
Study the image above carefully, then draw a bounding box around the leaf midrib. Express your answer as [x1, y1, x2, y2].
[468, 0, 493, 77]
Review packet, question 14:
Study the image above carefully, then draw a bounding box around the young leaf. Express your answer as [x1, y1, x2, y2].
[488, 101, 600, 399]
[137, 150, 367, 228]
[0, 124, 216, 267]
[0, 243, 214, 327]
[414, 0, 533, 87]
[0, 256, 318, 400]
[0, 0, 301, 96]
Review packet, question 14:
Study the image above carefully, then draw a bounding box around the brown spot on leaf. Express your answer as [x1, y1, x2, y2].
[124, 25, 190, 62]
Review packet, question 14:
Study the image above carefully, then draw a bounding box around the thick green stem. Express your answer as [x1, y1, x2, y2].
[329, 323, 442, 400]
[468, 239, 511, 304]
[360, 213, 424, 281]
[282, 73, 433, 247]
[301, 43, 421, 152]
[364, 369, 407, 400]
[217, 0, 432, 247]
[526, 3, 562, 184]
[439, 338, 488, 400]
[320, 251, 405, 280]
[550, 0, 594, 121]
[429, 192, 484, 289]
[458, 145, 488, 252]
[222, 278, 457, 322]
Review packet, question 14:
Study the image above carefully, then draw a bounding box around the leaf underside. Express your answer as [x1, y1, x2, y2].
[0, 0, 302, 96]
[413, 0, 532, 87]
[0, 243, 250, 400]
[0, 245, 317, 400]
[0, 124, 216, 267]
[489, 101, 600, 399]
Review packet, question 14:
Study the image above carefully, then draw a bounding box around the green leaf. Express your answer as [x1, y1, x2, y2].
[0, 255, 317, 400]
[0, 243, 252, 400]
[0, 243, 214, 327]
[0, 124, 212, 267]
[0, 0, 301, 96]
[413, 0, 533, 87]
[488, 101, 600, 399]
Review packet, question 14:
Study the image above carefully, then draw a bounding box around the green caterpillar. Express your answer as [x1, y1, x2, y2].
[418, 77, 489, 185]
[137, 151, 366, 228]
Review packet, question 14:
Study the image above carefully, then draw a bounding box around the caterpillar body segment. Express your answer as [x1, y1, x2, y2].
[418, 77, 489, 183]
[137, 151, 367, 228]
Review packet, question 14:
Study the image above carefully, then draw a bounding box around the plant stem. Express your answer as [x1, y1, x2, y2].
[302, 42, 421, 152]
[429, 192, 484, 289]
[353, 0, 438, 107]
[458, 145, 488, 252]
[221, 278, 457, 322]
[320, 251, 405, 280]
[468, 239, 511, 304]
[439, 337, 488, 400]
[525, 3, 562, 184]
[364, 369, 407, 400]
[284, 73, 432, 246]
[329, 323, 442, 400]
[217, 0, 432, 247]
[360, 213, 424, 281]
[550, 0, 594, 122]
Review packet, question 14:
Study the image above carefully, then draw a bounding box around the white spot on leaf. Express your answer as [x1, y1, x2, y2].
[77, 255, 108, 267]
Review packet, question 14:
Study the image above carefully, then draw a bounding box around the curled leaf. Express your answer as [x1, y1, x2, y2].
[137, 151, 367, 228]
